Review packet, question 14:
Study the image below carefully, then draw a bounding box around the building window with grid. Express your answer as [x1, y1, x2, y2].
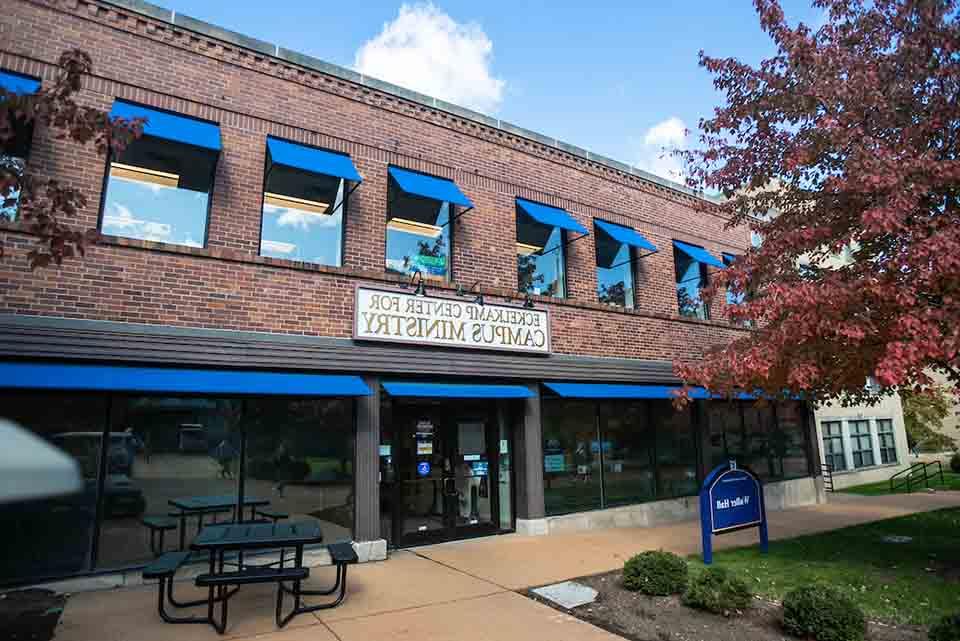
[821, 421, 846, 471]
[877, 419, 897, 464]
[849, 420, 875, 468]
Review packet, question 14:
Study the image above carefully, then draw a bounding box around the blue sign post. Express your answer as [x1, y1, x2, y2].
[699, 460, 768, 564]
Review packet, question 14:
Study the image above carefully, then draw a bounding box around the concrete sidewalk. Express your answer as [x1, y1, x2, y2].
[54, 491, 960, 641]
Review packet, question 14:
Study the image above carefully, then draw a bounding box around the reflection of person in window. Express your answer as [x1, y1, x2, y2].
[456, 458, 478, 520]
[273, 440, 290, 497]
[575, 442, 591, 482]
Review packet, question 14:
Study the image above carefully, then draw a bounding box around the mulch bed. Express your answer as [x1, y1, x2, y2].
[0, 589, 67, 641]
[526, 570, 927, 641]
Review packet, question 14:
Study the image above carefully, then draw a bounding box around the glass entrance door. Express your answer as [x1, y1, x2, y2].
[392, 401, 502, 546]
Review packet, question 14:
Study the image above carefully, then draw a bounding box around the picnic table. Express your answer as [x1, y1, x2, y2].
[168, 495, 271, 550]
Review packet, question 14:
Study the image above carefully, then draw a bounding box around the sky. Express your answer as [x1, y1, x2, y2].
[155, 1, 826, 183]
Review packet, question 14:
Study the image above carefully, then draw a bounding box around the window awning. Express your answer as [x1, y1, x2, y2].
[382, 381, 532, 399]
[267, 136, 362, 183]
[0, 362, 371, 396]
[388, 167, 473, 208]
[516, 198, 588, 235]
[595, 220, 656, 252]
[109, 100, 222, 152]
[0, 70, 40, 95]
[673, 240, 724, 268]
[543, 382, 710, 399]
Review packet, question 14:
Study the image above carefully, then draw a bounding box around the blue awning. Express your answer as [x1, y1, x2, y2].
[595, 220, 657, 252]
[109, 100, 222, 152]
[673, 240, 725, 269]
[382, 381, 532, 399]
[267, 136, 362, 183]
[544, 382, 711, 399]
[0, 70, 40, 95]
[0, 363, 371, 396]
[516, 198, 588, 235]
[388, 167, 473, 208]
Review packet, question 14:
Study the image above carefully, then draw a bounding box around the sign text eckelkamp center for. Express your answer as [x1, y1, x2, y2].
[353, 287, 551, 354]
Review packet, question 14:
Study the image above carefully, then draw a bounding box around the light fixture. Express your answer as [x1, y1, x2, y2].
[516, 242, 542, 256]
[388, 217, 443, 238]
[401, 271, 428, 297]
[263, 192, 330, 215]
[457, 280, 484, 306]
[110, 162, 179, 188]
[522, 293, 535, 309]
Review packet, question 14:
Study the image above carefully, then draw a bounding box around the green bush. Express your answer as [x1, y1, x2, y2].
[929, 613, 960, 641]
[682, 567, 752, 615]
[950, 452, 960, 474]
[782, 585, 865, 641]
[622, 550, 688, 595]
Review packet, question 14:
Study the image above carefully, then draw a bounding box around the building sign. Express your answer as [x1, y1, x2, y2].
[354, 287, 550, 354]
[699, 460, 768, 564]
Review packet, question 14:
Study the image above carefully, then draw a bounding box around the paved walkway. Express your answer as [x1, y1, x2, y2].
[55, 491, 960, 641]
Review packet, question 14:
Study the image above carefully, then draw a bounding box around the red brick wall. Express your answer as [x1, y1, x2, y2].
[0, 0, 750, 363]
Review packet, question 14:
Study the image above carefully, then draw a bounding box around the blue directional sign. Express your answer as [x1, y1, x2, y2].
[699, 460, 768, 564]
[417, 461, 431, 477]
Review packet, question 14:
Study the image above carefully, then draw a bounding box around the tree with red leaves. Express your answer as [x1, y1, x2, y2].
[677, 0, 960, 406]
[1, 49, 141, 268]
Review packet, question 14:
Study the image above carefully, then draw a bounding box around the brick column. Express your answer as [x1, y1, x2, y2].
[354, 375, 380, 543]
[515, 383, 546, 532]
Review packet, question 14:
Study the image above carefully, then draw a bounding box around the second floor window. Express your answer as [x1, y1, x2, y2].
[385, 167, 473, 282]
[516, 199, 587, 298]
[594, 220, 657, 308]
[1, 70, 41, 221]
[100, 101, 221, 248]
[260, 137, 361, 267]
[673, 240, 724, 320]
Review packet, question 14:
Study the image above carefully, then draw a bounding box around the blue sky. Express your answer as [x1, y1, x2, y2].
[156, 1, 824, 182]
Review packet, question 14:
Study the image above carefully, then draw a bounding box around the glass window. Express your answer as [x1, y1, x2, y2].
[877, 419, 897, 464]
[850, 420, 875, 468]
[97, 397, 241, 569]
[650, 401, 699, 499]
[601, 402, 655, 507]
[772, 401, 809, 479]
[518, 207, 565, 297]
[821, 421, 846, 471]
[385, 172, 452, 281]
[674, 247, 709, 319]
[260, 146, 346, 266]
[743, 403, 776, 480]
[100, 120, 217, 248]
[2, 82, 35, 221]
[595, 221, 634, 307]
[542, 399, 601, 515]
[1, 155, 24, 221]
[0, 392, 107, 583]
[706, 402, 742, 469]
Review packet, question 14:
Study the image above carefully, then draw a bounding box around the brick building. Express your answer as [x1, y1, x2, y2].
[0, 0, 823, 586]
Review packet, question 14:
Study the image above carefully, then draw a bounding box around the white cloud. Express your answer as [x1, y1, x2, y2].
[271, 206, 338, 230]
[262, 239, 297, 255]
[354, 3, 505, 114]
[634, 116, 689, 183]
[102, 203, 171, 241]
[102, 203, 139, 230]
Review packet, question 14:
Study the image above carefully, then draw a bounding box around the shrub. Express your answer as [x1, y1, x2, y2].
[622, 550, 688, 595]
[782, 585, 865, 641]
[950, 452, 960, 474]
[929, 613, 960, 641]
[682, 566, 753, 615]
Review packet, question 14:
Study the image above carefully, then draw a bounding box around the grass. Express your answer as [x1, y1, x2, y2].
[690, 508, 960, 625]
[840, 469, 960, 496]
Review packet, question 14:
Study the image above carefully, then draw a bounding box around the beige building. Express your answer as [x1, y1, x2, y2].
[814, 393, 911, 490]
[925, 371, 960, 450]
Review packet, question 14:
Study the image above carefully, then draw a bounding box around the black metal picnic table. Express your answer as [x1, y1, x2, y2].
[168, 494, 271, 550]
[191, 521, 351, 630]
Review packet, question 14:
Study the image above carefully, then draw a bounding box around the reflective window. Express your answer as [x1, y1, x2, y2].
[877, 419, 897, 464]
[675, 247, 709, 319]
[0, 392, 107, 583]
[517, 208, 565, 297]
[260, 146, 346, 266]
[100, 122, 216, 248]
[601, 402, 655, 506]
[706, 402, 742, 469]
[772, 401, 810, 479]
[385, 172, 452, 281]
[821, 421, 846, 471]
[595, 221, 634, 307]
[1, 155, 24, 221]
[542, 400, 601, 515]
[743, 403, 775, 480]
[650, 401, 699, 498]
[2, 77, 35, 221]
[850, 419, 875, 468]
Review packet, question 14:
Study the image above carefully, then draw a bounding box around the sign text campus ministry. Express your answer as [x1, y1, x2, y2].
[353, 287, 550, 354]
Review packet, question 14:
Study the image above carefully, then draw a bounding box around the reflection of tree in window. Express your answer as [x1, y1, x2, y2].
[598, 281, 626, 306]
[0, 156, 24, 221]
